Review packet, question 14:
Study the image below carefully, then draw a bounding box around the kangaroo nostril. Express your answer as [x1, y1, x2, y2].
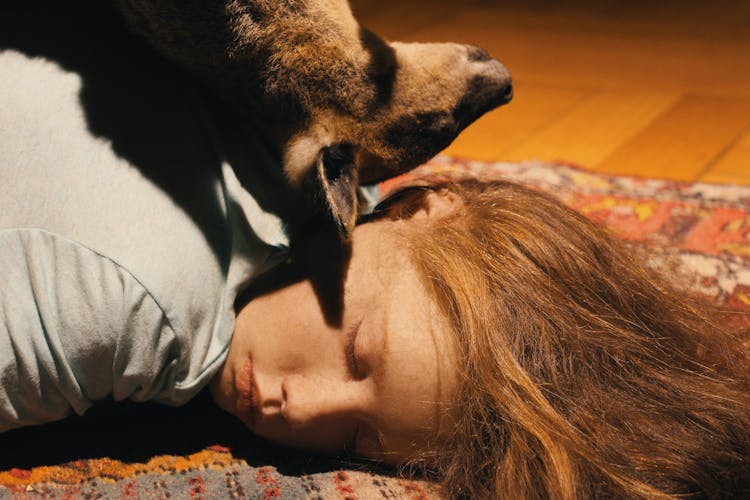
[502, 82, 514, 103]
[467, 45, 492, 62]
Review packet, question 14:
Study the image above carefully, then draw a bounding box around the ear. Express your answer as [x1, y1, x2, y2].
[416, 189, 463, 220]
[314, 143, 359, 240]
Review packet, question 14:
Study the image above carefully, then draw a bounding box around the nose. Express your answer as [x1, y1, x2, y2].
[501, 80, 514, 103]
[280, 376, 368, 428]
[455, 46, 513, 126]
[470, 52, 513, 104]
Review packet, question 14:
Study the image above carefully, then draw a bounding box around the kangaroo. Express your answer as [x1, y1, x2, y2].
[116, 0, 512, 237]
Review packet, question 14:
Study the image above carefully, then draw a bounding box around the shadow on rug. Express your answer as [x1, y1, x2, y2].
[1, 157, 749, 499]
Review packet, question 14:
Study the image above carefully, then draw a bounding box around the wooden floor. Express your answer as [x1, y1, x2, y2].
[352, 0, 750, 185]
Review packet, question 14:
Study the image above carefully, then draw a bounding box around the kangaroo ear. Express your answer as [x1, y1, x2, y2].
[313, 143, 359, 240]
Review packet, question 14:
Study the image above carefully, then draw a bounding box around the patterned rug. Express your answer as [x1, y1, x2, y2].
[1, 157, 749, 499]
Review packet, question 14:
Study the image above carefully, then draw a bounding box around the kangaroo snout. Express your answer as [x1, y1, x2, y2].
[456, 45, 513, 127]
[354, 41, 513, 185]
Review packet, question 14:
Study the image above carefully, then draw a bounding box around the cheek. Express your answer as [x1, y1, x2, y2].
[388, 338, 439, 394]
[375, 340, 443, 433]
[385, 370, 437, 419]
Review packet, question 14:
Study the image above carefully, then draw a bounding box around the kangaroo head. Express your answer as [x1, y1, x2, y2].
[280, 30, 512, 237]
[118, 0, 512, 238]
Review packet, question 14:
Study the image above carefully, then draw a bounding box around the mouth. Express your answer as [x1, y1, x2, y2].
[235, 358, 259, 427]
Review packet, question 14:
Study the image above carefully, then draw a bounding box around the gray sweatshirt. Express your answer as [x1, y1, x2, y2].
[0, 48, 288, 432]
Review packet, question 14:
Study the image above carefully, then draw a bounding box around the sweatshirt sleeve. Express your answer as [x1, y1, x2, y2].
[0, 229, 187, 433]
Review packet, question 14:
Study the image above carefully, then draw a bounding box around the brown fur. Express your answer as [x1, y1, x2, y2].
[115, 0, 512, 237]
[378, 180, 750, 499]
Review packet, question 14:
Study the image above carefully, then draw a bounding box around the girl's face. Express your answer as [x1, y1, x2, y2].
[210, 216, 458, 464]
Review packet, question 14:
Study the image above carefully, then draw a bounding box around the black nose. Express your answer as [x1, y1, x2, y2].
[501, 82, 513, 104]
[453, 73, 513, 128]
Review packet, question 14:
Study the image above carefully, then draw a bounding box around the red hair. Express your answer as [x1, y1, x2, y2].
[381, 179, 750, 499]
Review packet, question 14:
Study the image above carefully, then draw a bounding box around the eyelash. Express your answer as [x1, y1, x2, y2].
[345, 318, 363, 379]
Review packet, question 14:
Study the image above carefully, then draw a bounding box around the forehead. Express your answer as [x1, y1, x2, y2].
[349, 220, 458, 458]
[384, 262, 457, 429]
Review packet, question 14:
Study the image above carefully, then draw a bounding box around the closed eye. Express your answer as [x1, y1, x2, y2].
[345, 318, 364, 379]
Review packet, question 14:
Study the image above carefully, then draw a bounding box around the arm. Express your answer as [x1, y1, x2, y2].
[0, 230, 181, 432]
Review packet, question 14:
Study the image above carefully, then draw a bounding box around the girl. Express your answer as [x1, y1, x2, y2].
[212, 178, 750, 499]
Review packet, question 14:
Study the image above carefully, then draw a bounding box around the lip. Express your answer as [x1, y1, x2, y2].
[234, 357, 259, 427]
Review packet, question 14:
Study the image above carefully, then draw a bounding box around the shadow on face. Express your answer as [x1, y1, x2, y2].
[237, 222, 354, 329]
